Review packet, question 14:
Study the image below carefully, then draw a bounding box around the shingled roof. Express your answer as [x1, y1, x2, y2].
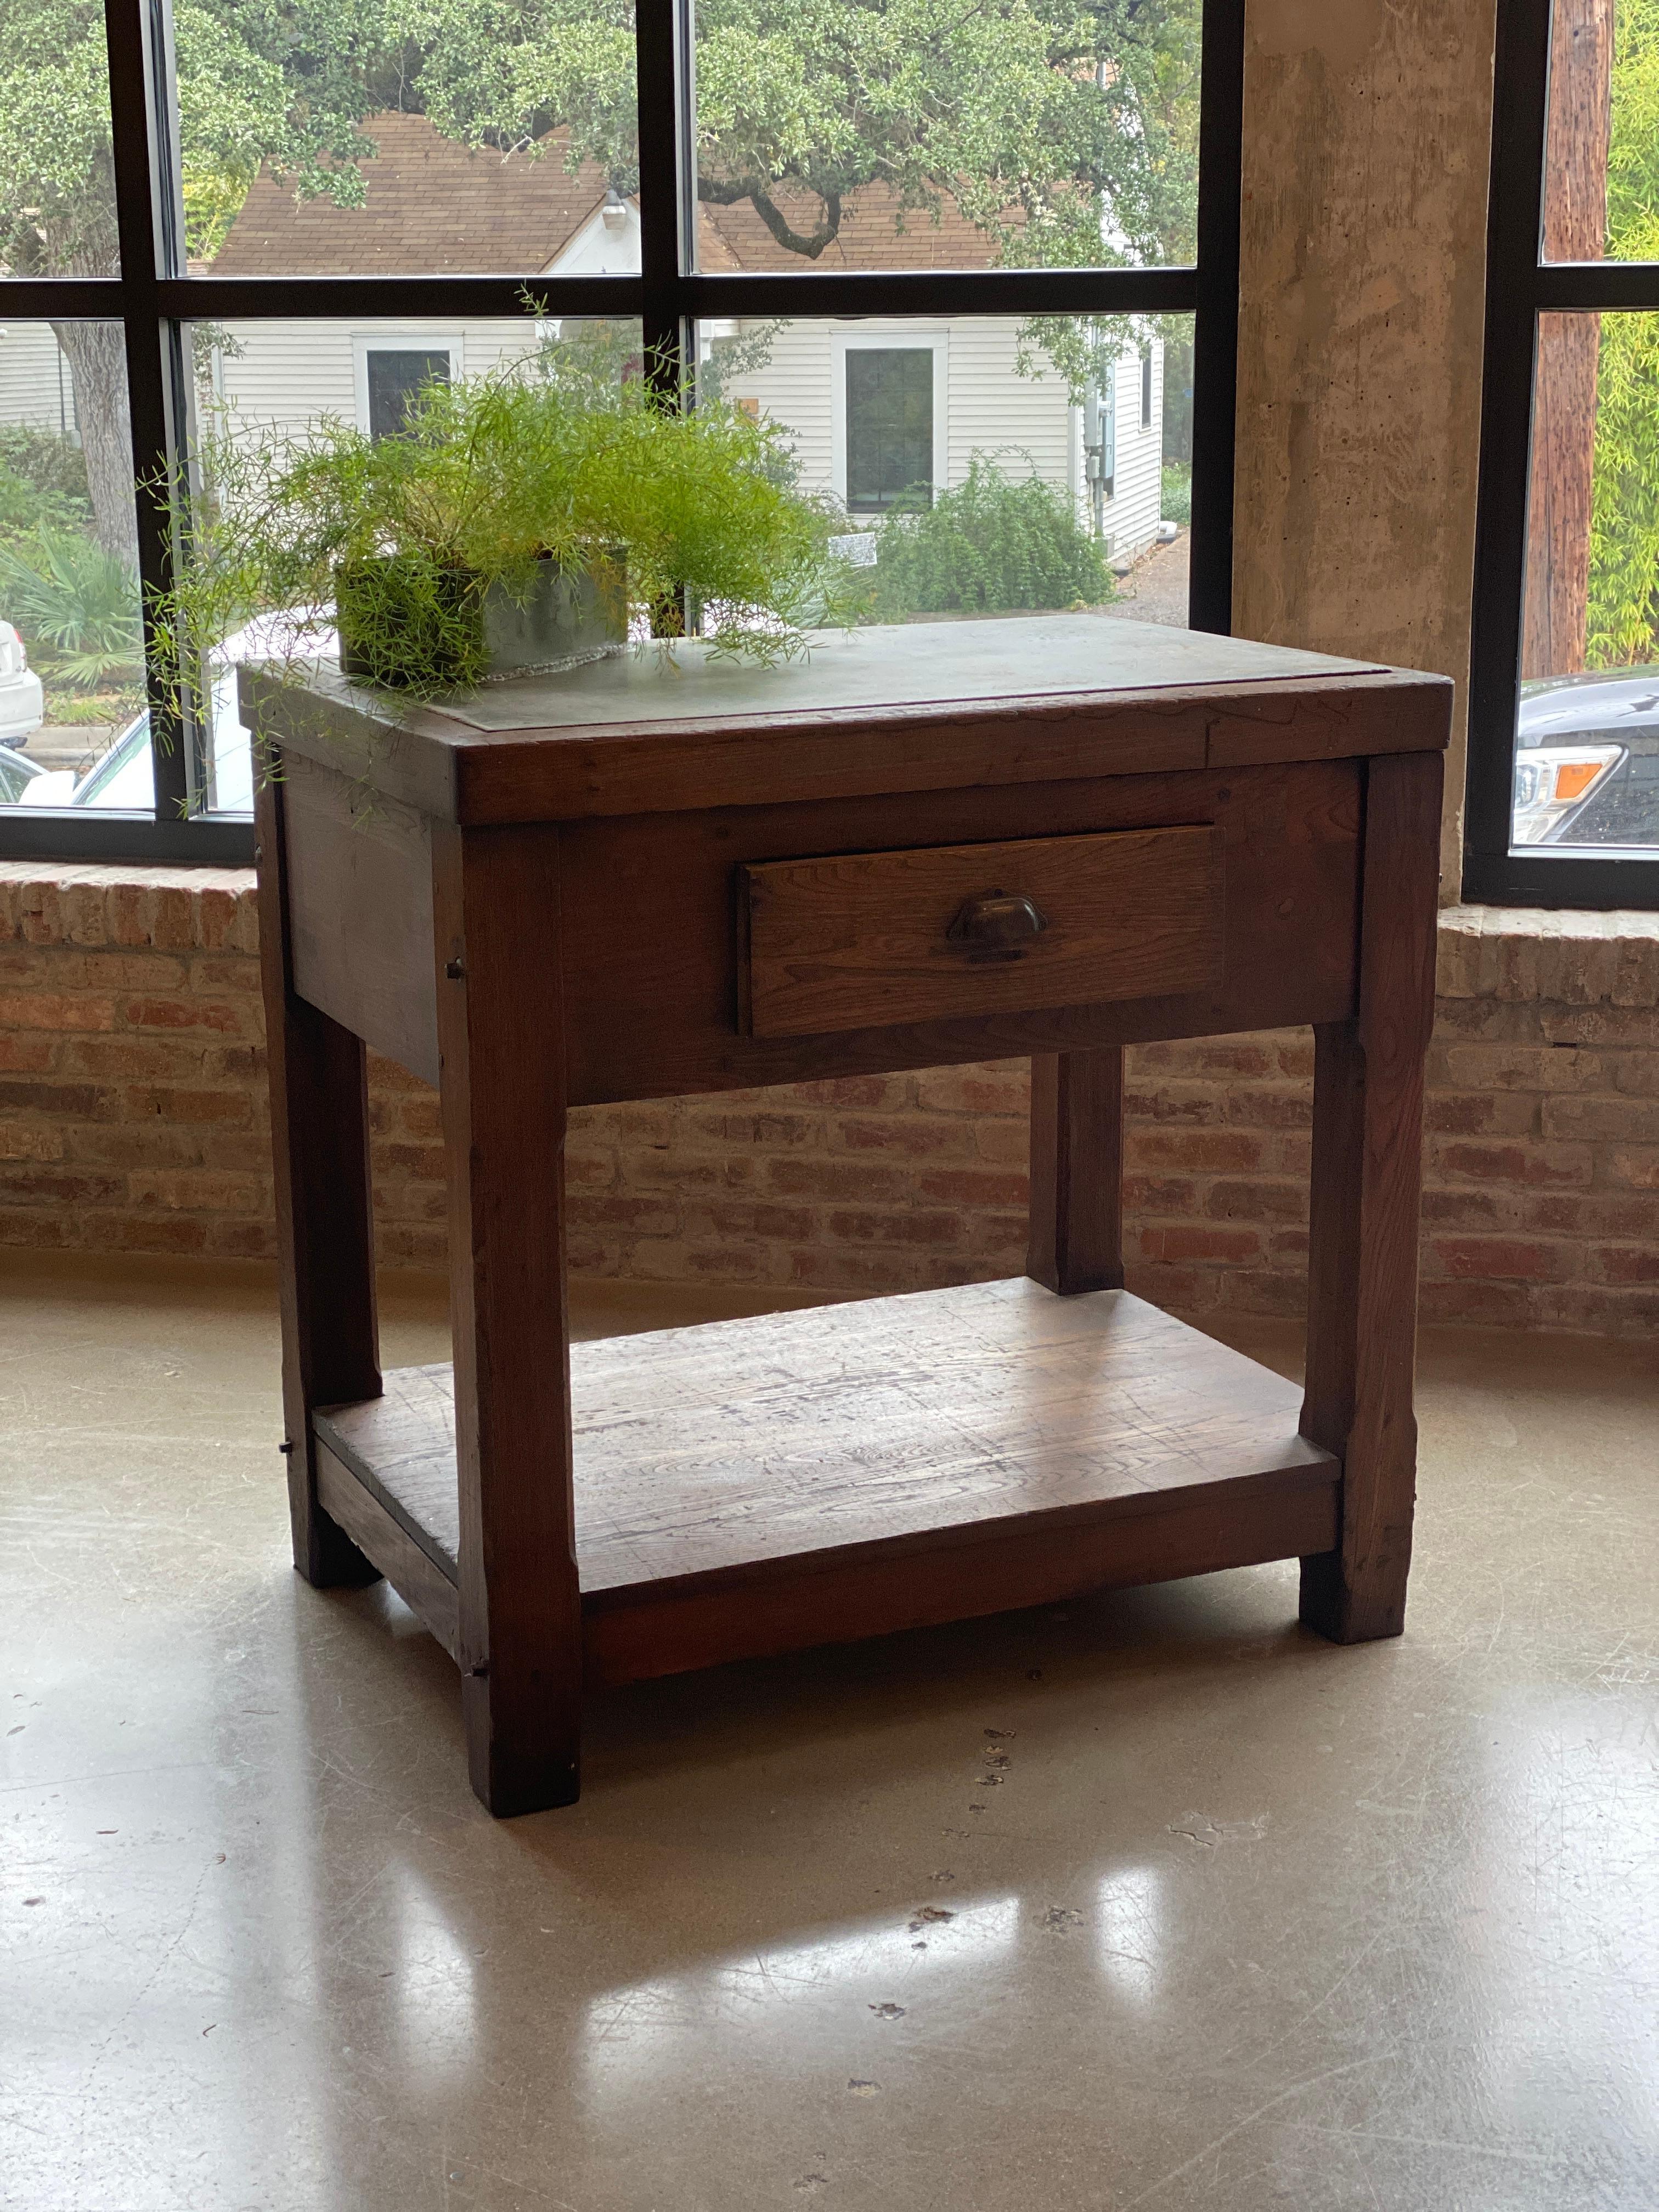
[213, 113, 614, 276]
[697, 182, 1004, 271]
[214, 111, 1007, 275]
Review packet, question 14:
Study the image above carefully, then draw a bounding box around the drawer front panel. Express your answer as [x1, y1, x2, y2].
[740, 825, 1224, 1038]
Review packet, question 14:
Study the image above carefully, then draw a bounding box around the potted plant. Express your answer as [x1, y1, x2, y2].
[152, 341, 857, 713]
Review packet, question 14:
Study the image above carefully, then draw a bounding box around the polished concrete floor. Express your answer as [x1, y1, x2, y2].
[2, 1253, 1656, 2212]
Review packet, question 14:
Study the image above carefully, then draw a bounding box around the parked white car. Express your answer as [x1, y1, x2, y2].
[0, 622, 45, 747]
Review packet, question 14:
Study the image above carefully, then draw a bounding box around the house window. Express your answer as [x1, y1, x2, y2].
[1141, 350, 1154, 430]
[364, 347, 452, 439]
[845, 349, 936, 512]
[1469, 0, 1659, 910]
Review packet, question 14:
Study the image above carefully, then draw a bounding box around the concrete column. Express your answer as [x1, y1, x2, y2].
[1233, 0, 1499, 898]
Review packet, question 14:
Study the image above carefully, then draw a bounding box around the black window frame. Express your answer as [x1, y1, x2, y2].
[1468, 0, 1659, 910]
[1, 0, 1244, 868]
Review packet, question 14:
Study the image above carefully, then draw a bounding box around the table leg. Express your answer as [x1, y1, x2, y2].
[255, 763, 382, 1588]
[1028, 1048, 1126, 1294]
[434, 822, 582, 1816]
[1299, 751, 1442, 1642]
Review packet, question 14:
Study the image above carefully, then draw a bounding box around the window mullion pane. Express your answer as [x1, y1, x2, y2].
[105, 0, 189, 826]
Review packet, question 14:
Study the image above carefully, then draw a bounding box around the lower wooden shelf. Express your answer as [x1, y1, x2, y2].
[313, 1278, 1339, 1685]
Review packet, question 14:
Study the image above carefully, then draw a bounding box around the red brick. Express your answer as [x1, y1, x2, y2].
[125, 1087, 250, 1125]
[0, 1077, 110, 1119]
[1592, 1245, 1659, 1286]
[1123, 1173, 1200, 1214]
[1421, 1188, 1506, 1229]
[83, 1212, 210, 1255]
[916, 1167, 1031, 1209]
[1418, 1278, 1535, 1327]
[1425, 1092, 1539, 1137]
[1121, 1260, 1219, 1311]
[788, 1075, 906, 1109]
[0, 991, 115, 1032]
[0, 1035, 54, 1073]
[375, 1142, 448, 1180]
[1124, 1082, 1224, 1126]
[686, 1108, 819, 1149]
[912, 1066, 1028, 1115]
[568, 1195, 680, 1233]
[1430, 1139, 1593, 1188]
[1542, 1094, 1659, 1144]
[788, 1246, 928, 1295]
[1128, 1129, 1264, 1173]
[62, 1036, 210, 1079]
[207, 1219, 278, 1260]
[1221, 1086, 1313, 1130]
[824, 1208, 964, 1248]
[1204, 1178, 1306, 1223]
[122, 996, 246, 1035]
[684, 1201, 816, 1242]
[834, 1116, 978, 1159]
[973, 1119, 1031, 1165]
[0, 1207, 67, 1249]
[1216, 1268, 1308, 1317]
[0, 1126, 64, 1163]
[765, 1158, 909, 1203]
[1430, 1236, 1576, 1283]
[1139, 1224, 1261, 1265]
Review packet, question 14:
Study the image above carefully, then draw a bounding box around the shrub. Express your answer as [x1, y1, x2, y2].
[0, 427, 93, 546]
[0, 529, 143, 691]
[871, 455, 1110, 620]
[155, 358, 860, 698]
[1160, 462, 1192, 528]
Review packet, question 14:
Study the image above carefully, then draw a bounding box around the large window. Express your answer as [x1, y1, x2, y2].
[0, 0, 1241, 865]
[1471, 0, 1659, 907]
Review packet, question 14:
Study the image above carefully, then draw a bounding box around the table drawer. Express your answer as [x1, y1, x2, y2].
[738, 824, 1225, 1037]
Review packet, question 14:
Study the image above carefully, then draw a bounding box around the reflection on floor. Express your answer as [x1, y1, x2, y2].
[2, 1251, 1655, 2212]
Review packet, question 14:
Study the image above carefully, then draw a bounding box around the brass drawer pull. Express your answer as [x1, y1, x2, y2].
[946, 890, 1049, 961]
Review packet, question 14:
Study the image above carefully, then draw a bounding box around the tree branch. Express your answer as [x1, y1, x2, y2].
[697, 176, 844, 256]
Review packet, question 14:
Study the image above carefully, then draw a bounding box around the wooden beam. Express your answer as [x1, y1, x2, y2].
[1028, 1049, 1126, 1294]
[255, 760, 383, 1589]
[434, 820, 584, 1816]
[1300, 750, 1442, 1643]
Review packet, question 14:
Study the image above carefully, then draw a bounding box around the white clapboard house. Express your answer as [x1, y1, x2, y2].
[1, 112, 1166, 563]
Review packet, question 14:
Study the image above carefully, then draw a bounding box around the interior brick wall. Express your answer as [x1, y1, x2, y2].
[2, 864, 1656, 1335]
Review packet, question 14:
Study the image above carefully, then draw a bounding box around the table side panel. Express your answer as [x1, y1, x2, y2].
[314, 1437, 461, 1658]
[279, 750, 441, 1086]
[559, 760, 1361, 1104]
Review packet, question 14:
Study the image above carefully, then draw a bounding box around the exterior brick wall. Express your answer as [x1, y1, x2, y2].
[2, 864, 1656, 1335]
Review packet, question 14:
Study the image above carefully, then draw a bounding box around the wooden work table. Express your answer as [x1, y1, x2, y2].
[249, 613, 1452, 1817]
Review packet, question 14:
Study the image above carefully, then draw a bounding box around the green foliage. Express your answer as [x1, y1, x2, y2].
[154, 349, 859, 701]
[0, 529, 143, 690]
[1160, 460, 1191, 528]
[870, 454, 1110, 619]
[0, 0, 1201, 275]
[1587, 0, 1659, 668]
[1, 0, 1198, 566]
[0, 427, 93, 557]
